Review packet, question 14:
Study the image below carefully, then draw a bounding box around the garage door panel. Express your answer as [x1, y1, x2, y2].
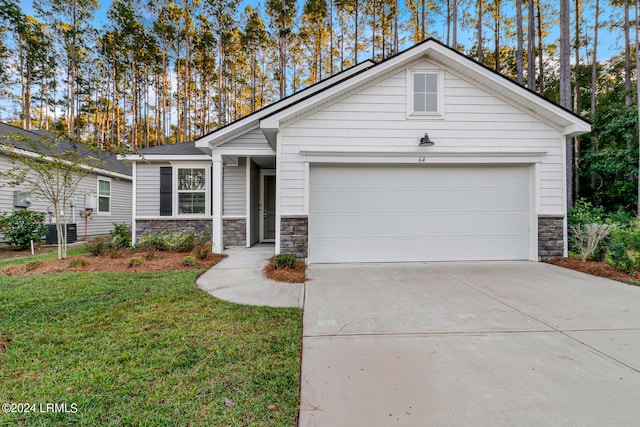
[309, 165, 532, 263]
[313, 188, 529, 212]
[312, 212, 529, 237]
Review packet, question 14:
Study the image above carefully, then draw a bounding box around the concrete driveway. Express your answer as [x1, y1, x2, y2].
[299, 262, 640, 426]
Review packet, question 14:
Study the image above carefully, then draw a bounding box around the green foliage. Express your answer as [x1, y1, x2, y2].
[0, 209, 48, 249]
[567, 199, 606, 227]
[68, 258, 88, 268]
[85, 240, 107, 256]
[273, 253, 298, 270]
[109, 223, 131, 248]
[128, 257, 144, 267]
[182, 256, 197, 267]
[137, 230, 205, 252]
[606, 224, 640, 273]
[24, 260, 41, 271]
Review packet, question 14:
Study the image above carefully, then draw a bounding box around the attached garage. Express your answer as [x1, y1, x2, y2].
[309, 164, 533, 264]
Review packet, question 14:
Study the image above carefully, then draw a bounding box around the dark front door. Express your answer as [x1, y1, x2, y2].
[263, 175, 276, 240]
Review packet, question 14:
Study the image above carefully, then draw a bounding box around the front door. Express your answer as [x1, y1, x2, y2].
[262, 174, 276, 241]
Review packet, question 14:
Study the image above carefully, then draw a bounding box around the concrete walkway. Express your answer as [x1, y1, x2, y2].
[196, 244, 303, 308]
[300, 261, 640, 426]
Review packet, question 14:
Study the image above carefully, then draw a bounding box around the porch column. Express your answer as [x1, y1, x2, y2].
[212, 154, 223, 253]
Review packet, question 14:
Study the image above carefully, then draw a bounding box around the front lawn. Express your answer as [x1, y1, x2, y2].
[0, 270, 302, 426]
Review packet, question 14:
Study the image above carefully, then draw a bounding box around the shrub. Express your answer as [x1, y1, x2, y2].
[273, 253, 298, 270]
[136, 230, 207, 252]
[85, 241, 106, 256]
[110, 223, 131, 248]
[68, 258, 88, 268]
[0, 209, 48, 249]
[25, 260, 42, 271]
[128, 257, 144, 267]
[568, 199, 606, 227]
[164, 231, 196, 252]
[569, 224, 611, 262]
[183, 256, 197, 267]
[136, 233, 166, 251]
[607, 225, 640, 273]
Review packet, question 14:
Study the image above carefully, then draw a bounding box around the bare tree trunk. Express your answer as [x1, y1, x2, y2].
[393, 0, 399, 53]
[625, 0, 632, 107]
[590, 4, 599, 117]
[355, 2, 359, 63]
[527, 0, 536, 89]
[537, 0, 544, 93]
[330, 1, 334, 75]
[516, 0, 524, 84]
[636, 0, 640, 217]
[372, 0, 376, 60]
[452, 0, 458, 48]
[477, 0, 483, 62]
[573, 0, 581, 200]
[560, 0, 573, 208]
[421, 0, 426, 41]
[494, 2, 501, 71]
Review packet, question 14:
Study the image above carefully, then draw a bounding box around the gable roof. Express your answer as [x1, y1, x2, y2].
[0, 122, 132, 178]
[258, 38, 590, 142]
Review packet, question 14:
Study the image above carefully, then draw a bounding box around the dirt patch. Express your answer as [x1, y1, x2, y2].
[0, 250, 226, 276]
[545, 257, 640, 285]
[264, 257, 307, 283]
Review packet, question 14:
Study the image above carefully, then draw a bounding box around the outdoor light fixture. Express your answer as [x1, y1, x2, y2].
[419, 132, 435, 146]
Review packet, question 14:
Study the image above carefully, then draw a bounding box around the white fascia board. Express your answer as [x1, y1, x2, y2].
[119, 154, 211, 162]
[196, 60, 376, 149]
[3, 145, 132, 181]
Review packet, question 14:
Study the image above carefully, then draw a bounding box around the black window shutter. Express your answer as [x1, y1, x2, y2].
[160, 167, 172, 216]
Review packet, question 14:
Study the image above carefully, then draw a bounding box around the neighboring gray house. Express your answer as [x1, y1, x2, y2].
[0, 123, 132, 239]
[123, 39, 591, 263]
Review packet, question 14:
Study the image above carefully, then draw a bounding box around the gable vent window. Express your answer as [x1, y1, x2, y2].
[408, 70, 444, 118]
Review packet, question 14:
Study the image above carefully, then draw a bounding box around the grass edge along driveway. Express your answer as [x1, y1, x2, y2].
[0, 269, 302, 426]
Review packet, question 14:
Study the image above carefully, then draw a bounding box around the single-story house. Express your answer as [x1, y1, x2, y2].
[0, 123, 132, 239]
[122, 38, 590, 264]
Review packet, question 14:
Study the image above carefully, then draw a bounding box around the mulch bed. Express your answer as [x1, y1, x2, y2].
[545, 257, 640, 285]
[0, 249, 226, 276]
[264, 257, 307, 283]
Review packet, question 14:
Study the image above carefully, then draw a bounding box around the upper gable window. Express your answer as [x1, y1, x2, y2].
[408, 70, 444, 118]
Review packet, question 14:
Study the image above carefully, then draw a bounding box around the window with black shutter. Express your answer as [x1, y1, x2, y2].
[160, 167, 172, 216]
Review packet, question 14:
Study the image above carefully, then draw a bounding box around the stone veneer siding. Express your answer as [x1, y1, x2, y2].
[136, 219, 212, 239]
[538, 216, 564, 259]
[223, 218, 246, 247]
[280, 216, 308, 258]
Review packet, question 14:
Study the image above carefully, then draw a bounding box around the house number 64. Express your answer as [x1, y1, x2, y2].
[418, 157, 427, 163]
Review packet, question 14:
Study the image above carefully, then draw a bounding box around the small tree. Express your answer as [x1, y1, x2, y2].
[0, 133, 104, 259]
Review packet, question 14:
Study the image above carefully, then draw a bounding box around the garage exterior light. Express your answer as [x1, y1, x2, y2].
[419, 132, 435, 146]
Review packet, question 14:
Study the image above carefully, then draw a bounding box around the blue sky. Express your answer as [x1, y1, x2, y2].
[17, 0, 623, 61]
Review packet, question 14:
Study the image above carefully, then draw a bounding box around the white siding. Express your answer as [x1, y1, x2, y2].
[220, 127, 270, 149]
[279, 59, 566, 216]
[136, 162, 165, 217]
[223, 158, 246, 216]
[250, 160, 260, 245]
[0, 153, 132, 238]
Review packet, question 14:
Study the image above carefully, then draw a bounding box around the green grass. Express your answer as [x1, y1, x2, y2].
[0, 245, 89, 269]
[0, 270, 302, 426]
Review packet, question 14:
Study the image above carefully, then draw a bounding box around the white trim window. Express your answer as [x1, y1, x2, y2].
[176, 167, 208, 215]
[408, 70, 444, 118]
[97, 177, 111, 215]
